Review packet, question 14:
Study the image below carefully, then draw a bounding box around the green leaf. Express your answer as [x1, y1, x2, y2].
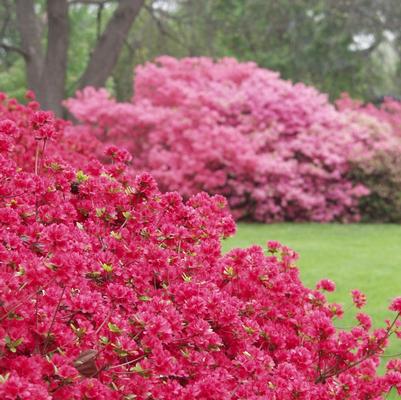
[0, 372, 10, 384]
[108, 322, 122, 333]
[130, 362, 150, 378]
[70, 323, 86, 338]
[99, 336, 109, 345]
[223, 266, 236, 278]
[49, 162, 62, 172]
[101, 263, 113, 272]
[5, 336, 23, 353]
[114, 348, 129, 357]
[96, 208, 106, 218]
[122, 211, 131, 220]
[7, 312, 23, 320]
[110, 231, 122, 240]
[76, 170, 89, 183]
[243, 325, 255, 334]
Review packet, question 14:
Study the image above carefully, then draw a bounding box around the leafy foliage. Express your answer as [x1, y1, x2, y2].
[137, 0, 401, 100]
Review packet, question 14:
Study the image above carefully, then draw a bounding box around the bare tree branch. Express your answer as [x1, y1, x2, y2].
[146, 2, 182, 21]
[78, 0, 145, 89]
[68, 0, 116, 6]
[144, 4, 187, 49]
[0, 42, 27, 57]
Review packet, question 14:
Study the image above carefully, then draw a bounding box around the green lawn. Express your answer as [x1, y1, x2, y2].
[222, 223, 401, 385]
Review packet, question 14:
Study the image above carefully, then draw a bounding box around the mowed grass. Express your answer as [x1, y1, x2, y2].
[222, 223, 401, 382]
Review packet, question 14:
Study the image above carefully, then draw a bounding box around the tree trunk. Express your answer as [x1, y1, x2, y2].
[41, 0, 69, 116]
[78, 0, 145, 89]
[15, 0, 43, 96]
[14, 0, 144, 115]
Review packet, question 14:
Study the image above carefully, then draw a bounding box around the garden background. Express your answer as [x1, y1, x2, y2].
[0, 1, 401, 399]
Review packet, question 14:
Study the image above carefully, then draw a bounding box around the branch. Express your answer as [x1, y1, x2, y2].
[145, 2, 182, 21]
[68, 0, 116, 6]
[144, 4, 187, 48]
[78, 0, 145, 89]
[0, 42, 27, 57]
[315, 312, 401, 384]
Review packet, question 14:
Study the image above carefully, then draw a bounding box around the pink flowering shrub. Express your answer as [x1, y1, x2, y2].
[337, 94, 401, 221]
[0, 92, 104, 173]
[1, 94, 401, 398]
[337, 94, 401, 138]
[65, 57, 399, 222]
[349, 147, 401, 222]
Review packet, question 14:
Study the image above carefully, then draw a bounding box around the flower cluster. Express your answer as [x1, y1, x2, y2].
[1, 93, 400, 398]
[65, 57, 399, 222]
[0, 91, 103, 175]
[336, 93, 401, 138]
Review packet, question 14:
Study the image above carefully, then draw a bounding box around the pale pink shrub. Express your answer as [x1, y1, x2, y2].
[337, 94, 401, 221]
[66, 57, 398, 222]
[337, 93, 401, 137]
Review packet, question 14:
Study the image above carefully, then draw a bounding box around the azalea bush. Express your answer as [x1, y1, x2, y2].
[337, 95, 401, 222]
[337, 94, 401, 138]
[65, 57, 398, 222]
[1, 93, 401, 398]
[349, 147, 401, 222]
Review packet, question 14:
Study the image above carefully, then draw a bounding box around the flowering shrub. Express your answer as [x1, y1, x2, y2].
[336, 94, 401, 222]
[337, 94, 401, 138]
[0, 91, 104, 174]
[65, 57, 399, 222]
[349, 146, 401, 222]
[1, 93, 401, 398]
